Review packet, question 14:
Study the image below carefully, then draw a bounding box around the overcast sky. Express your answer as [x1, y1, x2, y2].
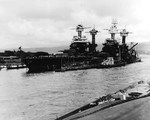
[0, 0, 150, 49]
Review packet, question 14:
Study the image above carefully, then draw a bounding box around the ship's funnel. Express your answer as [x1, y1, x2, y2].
[120, 29, 132, 44]
[87, 28, 100, 52]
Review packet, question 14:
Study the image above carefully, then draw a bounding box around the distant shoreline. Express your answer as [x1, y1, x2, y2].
[0, 42, 150, 54]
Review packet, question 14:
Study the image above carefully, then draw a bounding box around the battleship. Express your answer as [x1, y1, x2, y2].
[24, 21, 141, 72]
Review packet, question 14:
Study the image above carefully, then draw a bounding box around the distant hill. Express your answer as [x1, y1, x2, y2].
[136, 42, 150, 55]
[23, 46, 69, 54]
[22, 42, 150, 55]
[0, 42, 150, 55]
[22, 44, 104, 54]
[0, 46, 69, 54]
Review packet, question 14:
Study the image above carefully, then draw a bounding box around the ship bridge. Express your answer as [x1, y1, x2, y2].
[69, 24, 91, 53]
[72, 36, 89, 43]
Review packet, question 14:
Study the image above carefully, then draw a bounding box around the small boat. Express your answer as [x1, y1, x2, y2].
[56, 80, 150, 120]
[6, 64, 26, 70]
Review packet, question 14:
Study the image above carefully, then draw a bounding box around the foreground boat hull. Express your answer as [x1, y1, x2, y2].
[64, 96, 150, 120]
[56, 81, 150, 120]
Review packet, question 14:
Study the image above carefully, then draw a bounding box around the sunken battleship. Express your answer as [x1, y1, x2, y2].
[24, 21, 141, 72]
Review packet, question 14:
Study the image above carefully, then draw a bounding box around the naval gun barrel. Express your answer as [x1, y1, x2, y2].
[129, 43, 138, 51]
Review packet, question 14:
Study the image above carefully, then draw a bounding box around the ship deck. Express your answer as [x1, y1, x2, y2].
[56, 80, 150, 120]
[77, 96, 150, 120]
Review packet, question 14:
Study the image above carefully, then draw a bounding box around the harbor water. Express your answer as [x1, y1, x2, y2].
[0, 55, 150, 120]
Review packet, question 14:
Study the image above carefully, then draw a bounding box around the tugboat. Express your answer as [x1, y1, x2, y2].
[24, 21, 141, 72]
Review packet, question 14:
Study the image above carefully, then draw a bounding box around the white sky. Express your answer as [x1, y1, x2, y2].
[0, 0, 150, 49]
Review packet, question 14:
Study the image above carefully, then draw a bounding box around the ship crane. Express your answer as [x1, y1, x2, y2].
[120, 29, 132, 44]
[104, 20, 119, 40]
[86, 27, 100, 52]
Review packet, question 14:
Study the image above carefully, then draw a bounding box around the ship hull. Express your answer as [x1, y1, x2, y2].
[24, 56, 93, 73]
[24, 56, 140, 73]
[24, 57, 61, 72]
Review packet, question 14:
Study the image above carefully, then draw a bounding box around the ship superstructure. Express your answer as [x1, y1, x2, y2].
[102, 21, 139, 64]
[70, 25, 90, 54]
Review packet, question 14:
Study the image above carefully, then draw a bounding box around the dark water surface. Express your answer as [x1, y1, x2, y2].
[0, 55, 150, 120]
